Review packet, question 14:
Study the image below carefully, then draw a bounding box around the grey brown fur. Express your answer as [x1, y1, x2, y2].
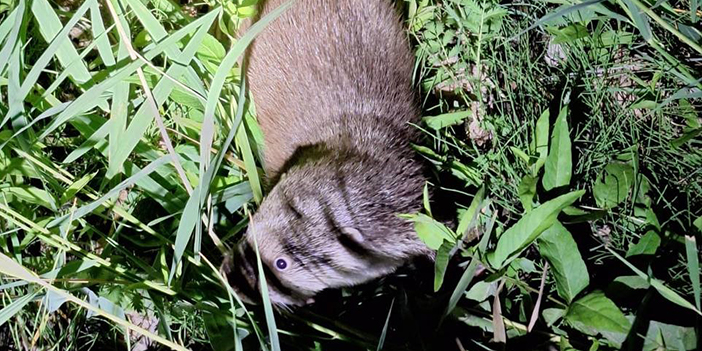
[222, 0, 431, 307]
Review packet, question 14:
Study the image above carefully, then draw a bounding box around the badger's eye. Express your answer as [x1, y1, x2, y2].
[275, 258, 288, 271]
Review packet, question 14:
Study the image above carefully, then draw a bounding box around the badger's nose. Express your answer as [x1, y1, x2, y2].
[220, 242, 261, 305]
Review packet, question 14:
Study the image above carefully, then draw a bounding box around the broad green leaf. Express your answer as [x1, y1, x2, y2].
[612, 275, 650, 290]
[608, 248, 702, 315]
[542, 308, 565, 326]
[204, 310, 243, 351]
[45, 289, 70, 313]
[518, 175, 537, 212]
[510, 146, 530, 166]
[197, 34, 226, 62]
[532, 109, 550, 175]
[593, 163, 635, 209]
[546, 23, 589, 44]
[643, 320, 698, 351]
[422, 110, 471, 130]
[629, 99, 657, 110]
[434, 241, 451, 291]
[455, 185, 484, 237]
[625, 230, 660, 257]
[542, 106, 571, 191]
[464, 281, 495, 302]
[537, 222, 589, 303]
[565, 291, 631, 347]
[400, 213, 455, 250]
[488, 190, 585, 269]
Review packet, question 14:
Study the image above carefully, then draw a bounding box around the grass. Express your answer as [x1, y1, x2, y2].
[0, 0, 700, 350]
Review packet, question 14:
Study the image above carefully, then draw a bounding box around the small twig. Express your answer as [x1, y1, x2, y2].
[528, 262, 549, 332]
[455, 338, 466, 351]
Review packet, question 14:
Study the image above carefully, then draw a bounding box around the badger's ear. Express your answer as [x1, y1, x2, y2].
[340, 227, 365, 244]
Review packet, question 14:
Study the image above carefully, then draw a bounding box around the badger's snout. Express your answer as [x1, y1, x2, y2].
[220, 241, 260, 305]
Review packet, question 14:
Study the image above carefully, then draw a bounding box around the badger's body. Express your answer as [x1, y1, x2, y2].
[222, 0, 431, 307]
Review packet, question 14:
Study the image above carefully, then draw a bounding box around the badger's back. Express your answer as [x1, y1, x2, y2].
[245, 0, 418, 176]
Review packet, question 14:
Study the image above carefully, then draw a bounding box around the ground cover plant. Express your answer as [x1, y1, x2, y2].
[0, 0, 700, 350]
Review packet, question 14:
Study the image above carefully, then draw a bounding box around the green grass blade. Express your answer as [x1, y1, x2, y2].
[18, 0, 94, 101]
[47, 155, 171, 229]
[444, 209, 495, 319]
[0, 102, 69, 152]
[0, 0, 24, 77]
[30, 0, 92, 85]
[507, 0, 605, 41]
[621, 0, 652, 41]
[90, 2, 116, 67]
[236, 123, 263, 204]
[106, 10, 216, 178]
[252, 233, 280, 351]
[167, 74, 247, 283]
[38, 9, 220, 140]
[108, 40, 130, 174]
[607, 247, 702, 315]
[63, 119, 111, 164]
[0, 291, 39, 326]
[376, 298, 394, 351]
[198, 0, 292, 198]
[0, 6, 17, 45]
[0, 253, 187, 350]
[684, 236, 700, 310]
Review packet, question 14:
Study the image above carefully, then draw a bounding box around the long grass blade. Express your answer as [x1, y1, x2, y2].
[106, 8, 217, 178]
[47, 155, 171, 229]
[252, 230, 279, 351]
[30, 0, 92, 85]
[0, 2, 22, 76]
[38, 9, 220, 140]
[0, 291, 39, 326]
[507, 0, 605, 41]
[376, 298, 394, 351]
[684, 236, 700, 311]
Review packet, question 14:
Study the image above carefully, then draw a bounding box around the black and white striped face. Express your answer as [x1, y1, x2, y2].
[223, 168, 403, 308]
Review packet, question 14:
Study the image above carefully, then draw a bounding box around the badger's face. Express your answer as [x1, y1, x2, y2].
[222, 165, 403, 308]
